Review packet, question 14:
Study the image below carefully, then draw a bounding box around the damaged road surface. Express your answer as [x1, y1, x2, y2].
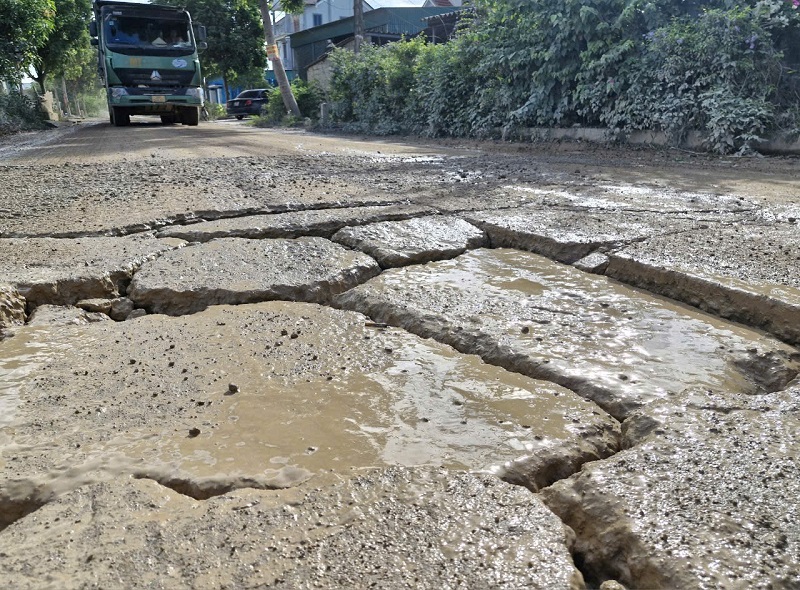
[1, 121, 799, 589]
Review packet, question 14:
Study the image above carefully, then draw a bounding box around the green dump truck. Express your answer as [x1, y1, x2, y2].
[89, 0, 207, 126]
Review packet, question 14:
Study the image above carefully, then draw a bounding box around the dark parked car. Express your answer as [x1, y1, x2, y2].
[226, 89, 271, 119]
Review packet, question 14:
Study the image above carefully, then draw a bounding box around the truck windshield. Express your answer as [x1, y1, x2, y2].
[104, 12, 193, 51]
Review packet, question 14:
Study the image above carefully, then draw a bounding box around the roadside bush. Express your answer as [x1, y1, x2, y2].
[203, 102, 226, 120]
[412, 29, 485, 137]
[613, 6, 792, 152]
[254, 79, 325, 126]
[0, 90, 46, 135]
[327, 0, 800, 153]
[329, 37, 428, 134]
[80, 89, 108, 117]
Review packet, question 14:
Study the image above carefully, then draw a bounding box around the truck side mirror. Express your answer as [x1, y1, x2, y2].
[197, 41, 208, 50]
[195, 25, 207, 41]
[89, 21, 97, 37]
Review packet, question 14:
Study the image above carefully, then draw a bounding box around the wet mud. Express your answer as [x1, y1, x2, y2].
[1, 123, 799, 588]
[335, 248, 799, 420]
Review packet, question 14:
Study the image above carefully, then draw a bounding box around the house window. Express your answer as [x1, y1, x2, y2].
[312, 13, 322, 27]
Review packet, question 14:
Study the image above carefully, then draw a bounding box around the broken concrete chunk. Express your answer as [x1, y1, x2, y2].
[334, 248, 800, 420]
[541, 386, 800, 590]
[485, 184, 760, 215]
[156, 204, 436, 242]
[606, 223, 800, 345]
[0, 469, 585, 589]
[76, 298, 112, 314]
[572, 252, 610, 274]
[126, 308, 147, 320]
[0, 236, 185, 308]
[109, 297, 135, 321]
[0, 285, 26, 329]
[1, 301, 618, 506]
[26, 304, 109, 327]
[128, 237, 381, 315]
[332, 216, 488, 268]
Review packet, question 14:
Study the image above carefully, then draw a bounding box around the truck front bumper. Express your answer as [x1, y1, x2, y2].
[108, 88, 203, 113]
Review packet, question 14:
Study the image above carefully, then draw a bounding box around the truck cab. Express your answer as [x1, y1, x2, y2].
[89, 0, 206, 126]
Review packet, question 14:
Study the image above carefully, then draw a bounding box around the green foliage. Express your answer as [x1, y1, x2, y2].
[204, 102, 226, 120]
[163, 0, 267, 92]
[78, 86, 109, 116]
[614, 5, 794, 152]
[330, 36, 429, 134]
[0, 90, 46, 135]
[0, 0, 56, 80]
[412, 37, 483, 137]
[30, 0, 92, 92]
[256, 79, 324, 124]
[328, 0, 800, 153]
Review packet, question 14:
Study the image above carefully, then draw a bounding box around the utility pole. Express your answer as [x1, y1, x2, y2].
[353, 0, 363, 54]
[260, 0, 301, 118]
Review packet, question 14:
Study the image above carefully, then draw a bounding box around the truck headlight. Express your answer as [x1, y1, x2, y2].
[111, 87, 128, 98]
[185, 88, 204, 100]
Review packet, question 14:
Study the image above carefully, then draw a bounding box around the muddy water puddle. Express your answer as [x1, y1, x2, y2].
[0, 327, 82, 429]
[335, 248, 800, 418]
[0, 302, 617, 495]
[130, 337, 609, 478]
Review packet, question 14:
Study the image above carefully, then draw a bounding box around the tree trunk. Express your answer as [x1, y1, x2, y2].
[353, 0, 364, 54]
[31, 71, 46, 95]
[61, 78, 71, 117]
[259, 0, 301, 118]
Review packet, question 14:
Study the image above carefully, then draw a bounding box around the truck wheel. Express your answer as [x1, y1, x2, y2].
[111, 107, 130, 127]
[182, 107, 200, 126]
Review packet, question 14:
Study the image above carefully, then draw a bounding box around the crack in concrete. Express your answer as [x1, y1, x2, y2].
[4, 207, 798, 586]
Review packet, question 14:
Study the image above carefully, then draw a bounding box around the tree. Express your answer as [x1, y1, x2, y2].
[30, 0, 92, 94]
[164, 0, 268, 99]
[0, 0, 55, 82]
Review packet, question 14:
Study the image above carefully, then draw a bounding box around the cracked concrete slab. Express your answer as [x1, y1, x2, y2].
[605, 223, 800, 345]
[334, 248, 800, 419]
[541, 385, 800, 589]
[127, 237, 381, 315]
[332, 216, 488, 268]
[0, 157, 403, 238]
[495, 183, 762, 215]
[0, 301, 619, 525]
[0, 235, 185, 310]
[463, 208, 709, 263]
[156, 204, 436, 242]
[0, 468, 585, 589]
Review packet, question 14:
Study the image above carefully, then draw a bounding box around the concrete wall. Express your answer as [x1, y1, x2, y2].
[307, 57, 335, 93]
[515, 127, 800, 155]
